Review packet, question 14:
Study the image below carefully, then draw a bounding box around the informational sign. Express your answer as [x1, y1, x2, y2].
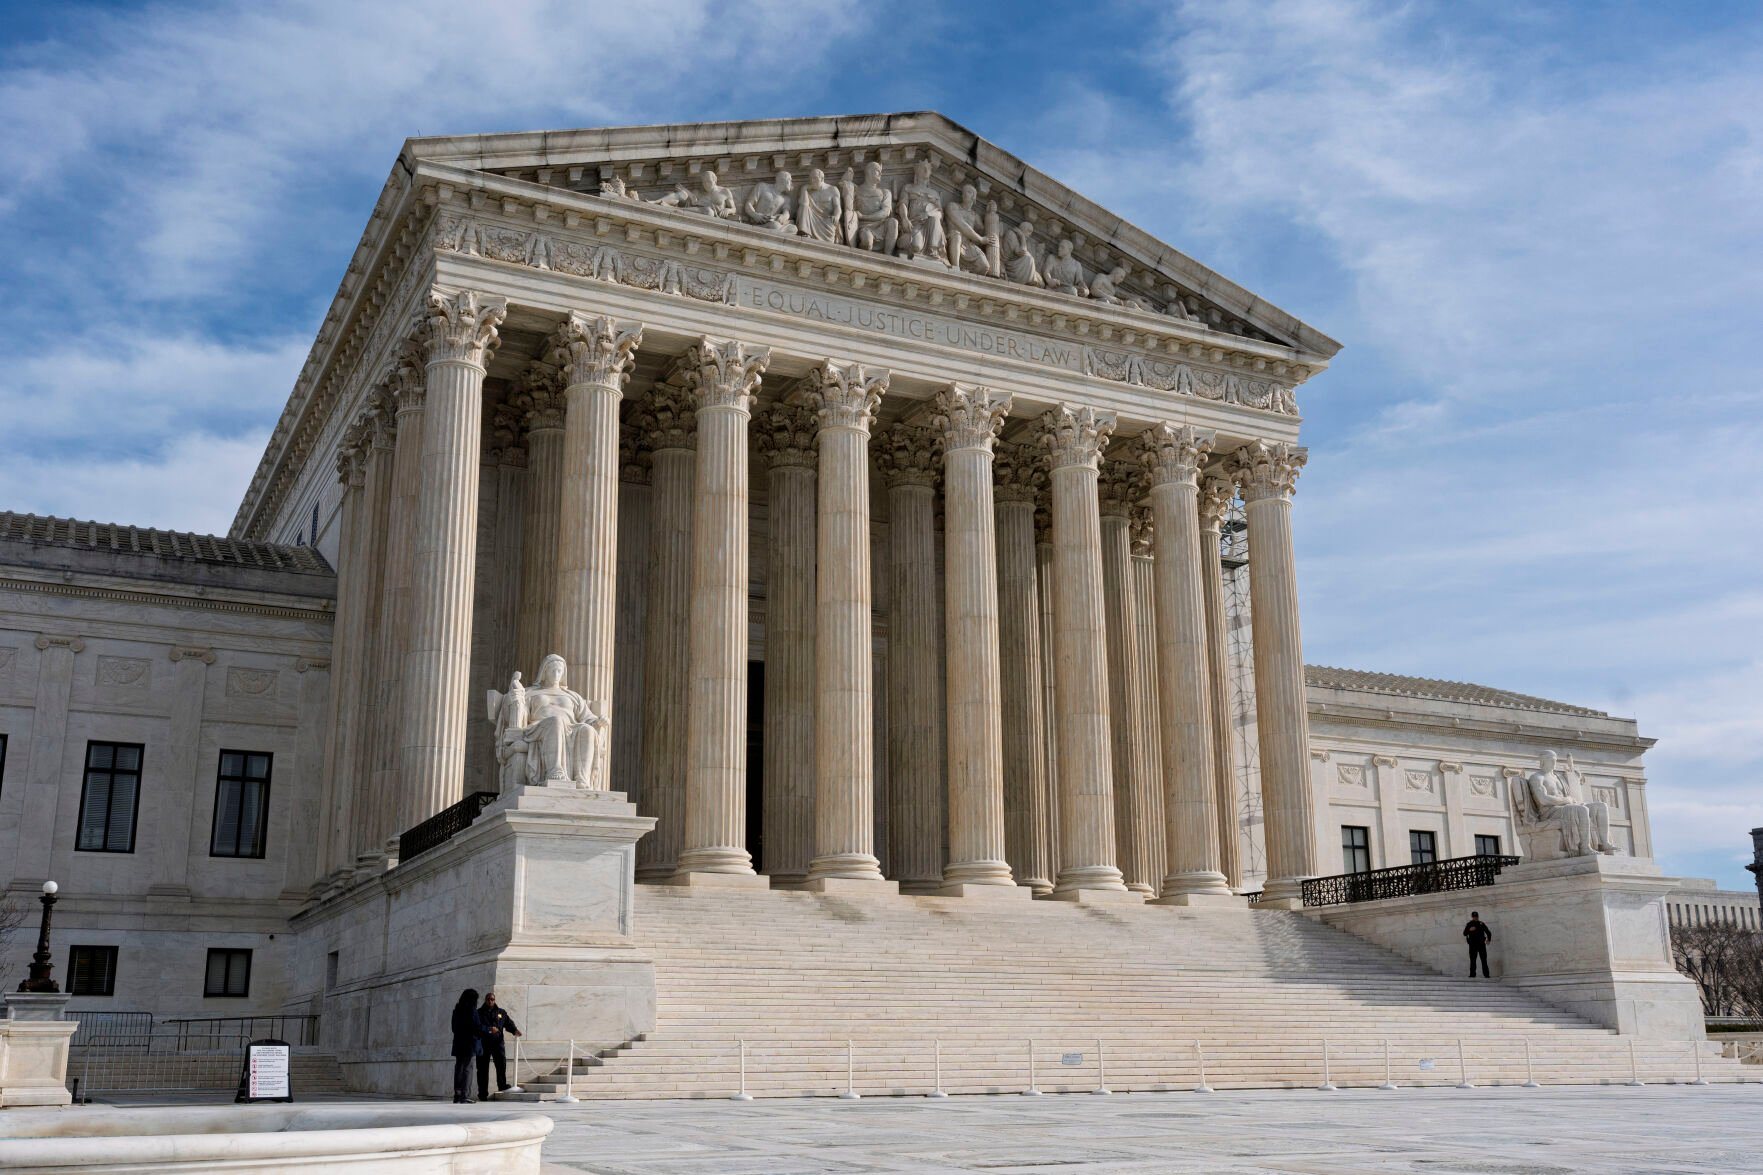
[236, 1038, 293, 1103]
[1060, 1052, 1085, 1067]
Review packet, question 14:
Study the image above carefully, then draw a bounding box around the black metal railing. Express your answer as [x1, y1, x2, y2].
[396, 790, 501, 862]
[69, 1010, 154, 1050]
[162, 1014, 320, 1048]
[1301, 854, 1521, 907]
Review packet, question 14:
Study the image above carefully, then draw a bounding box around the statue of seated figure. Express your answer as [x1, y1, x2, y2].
[1509, 749, 1618, 860]
[486, 654, 609, 792]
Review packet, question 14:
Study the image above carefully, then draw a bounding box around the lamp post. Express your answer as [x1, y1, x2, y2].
[17, 881, 60, 994]
[1748, 828, 1762, 909]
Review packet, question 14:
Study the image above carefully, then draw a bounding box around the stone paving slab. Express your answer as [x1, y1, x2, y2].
[93, 1085, 1763, 1173]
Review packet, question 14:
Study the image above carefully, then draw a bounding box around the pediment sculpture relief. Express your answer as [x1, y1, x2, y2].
[588, 151, 1223, 330]
[486, 653, 609, 792]
[1508, 749, 1618, 860]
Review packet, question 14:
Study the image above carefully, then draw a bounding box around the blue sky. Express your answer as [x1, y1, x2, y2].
[3, 1, 1759, 888]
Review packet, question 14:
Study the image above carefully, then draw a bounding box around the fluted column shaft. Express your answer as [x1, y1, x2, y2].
[1198, 476, 1243, 890]
[1144, 425, 1232, 900]
[935, 385, 1014, 889]
[877, 425, 944, 890]
[350, 409, 396, 863]
[371, 359, 424, 853]
[1034, 514, 1061, 883]
[995, 445, 1052, 893]
[676, 339, 769, 877]
[551, 315, 642, 774]
[1130, 513, 1169, 891]
[1099, 468, 1157, 896]
[322, 446, 368, 877]
[398, 289, 505, 832]
[515, 372, 564, 678]
[756, 405, 817, 884]
[1235, 442, 1318, 903]
[636, 389, 696, 880]
[1041, 406, 1128, 895]
[807, 362, 887, 883]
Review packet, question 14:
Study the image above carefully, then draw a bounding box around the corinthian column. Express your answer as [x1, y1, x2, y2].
[875, 424, 944, 891]
[932, 384, 1021, 895]
[398, 289, 506, 832]
[1035, 502, 1060, 883]
[635, 383, 696, 881]
[322, 431, 369, 878]
[1198, 474, 1243, 890]
[1130, 507, 1169, 891]
[350, 393, 397, 865]
[755, 402, 818, 885]
[1232, 441, 1317, 905]
[1142, 425, 1234, 902]
[1040, 405, 1130, 898]
[372, 349, 424, 854]
[804, 361, 888, 887]
[514, 363, 565, 677]
[1099, 455, 1158, 896]
[549, 313, 642, 781]
[994, 443, 1052, 894]
[673, 338, 770, 882]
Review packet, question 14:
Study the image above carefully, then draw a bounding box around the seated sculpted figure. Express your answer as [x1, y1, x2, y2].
[1044, 238, 1088, 296]
[848, 162, 897, 254]
[796, 168, 843, 243]
[685, 170, 739, 220]
[944, 184, 1000, 275]
[895, 156, 947, 263]
[1511, 749, 1617, 860]
[486, 654, 609, 791]
[743, 170, 797, 234]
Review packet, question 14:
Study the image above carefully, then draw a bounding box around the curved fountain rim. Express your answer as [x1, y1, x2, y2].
[0, 1105, 554, 1166]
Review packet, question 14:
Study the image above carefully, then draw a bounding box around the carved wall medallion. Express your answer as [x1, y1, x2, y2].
[1593, 786, 1621, 810]
[1469, 775, 1500, 799]
[97, 656, 151, 688]
[1336, 764, 1366, 788]
[227, 667, 279, 698]
[1405, 769, 1435, 793]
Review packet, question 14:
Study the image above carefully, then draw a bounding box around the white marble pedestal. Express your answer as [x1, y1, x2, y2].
[290, 785, 657, 1095]
[1316, 854, 1706, 1038]
[1, 992, 77, 1107]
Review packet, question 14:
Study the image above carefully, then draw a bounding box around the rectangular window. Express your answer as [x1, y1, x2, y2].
[210, 751, 273, 859]
[76, 741, 143, 853]
[1410, 830, 1438, 865]
[1475, 834, 1502, 857]
[1341, 825, 1371, 874]
[204, 948, 252, 998]
[68, 945, 118, 996]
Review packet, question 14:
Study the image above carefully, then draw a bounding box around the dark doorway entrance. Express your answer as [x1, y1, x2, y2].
[746, 659, 764, 873]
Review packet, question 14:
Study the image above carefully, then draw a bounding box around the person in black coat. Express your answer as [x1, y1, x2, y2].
[449, 987, 484, 1103]
[1463, 911, 1493, 978]
[475, 990, 523, 1099]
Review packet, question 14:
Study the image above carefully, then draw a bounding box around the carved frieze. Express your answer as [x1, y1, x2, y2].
[227, 666, 279, 698]
[1336, 764, 1367, 788]
[96, 656, 150, 689]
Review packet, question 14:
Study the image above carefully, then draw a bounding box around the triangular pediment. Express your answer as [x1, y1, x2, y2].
[403, 112, 1338, 361]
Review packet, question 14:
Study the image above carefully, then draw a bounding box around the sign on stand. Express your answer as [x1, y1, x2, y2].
[236, 1038, 293, 1103]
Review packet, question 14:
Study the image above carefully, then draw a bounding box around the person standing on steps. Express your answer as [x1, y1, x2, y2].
[476, 990, 523, 1099]
[449, 987, 485, 1103]
[1464, 911, 1493, 978]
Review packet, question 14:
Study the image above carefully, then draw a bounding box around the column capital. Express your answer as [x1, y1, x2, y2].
[364, 386, 397, 451]
[1140, 423, 1216, 489]
[549, 312, 643, 391]
[993, 441, 1045, 504]
[1197, 473, 1235, 532]
[488, 401, 529, 468]
[335, 426, 368, 489]
[618, 419, 649, 484]
[1231, 440, 1307, 502]
[873, 423, 941, 489]
[1097, 451, 1143, 518]
[388, 342, 427, 415]
[684, 337, 770, 412]
[807, 361, 887, 434]
[633, 384, 699, 453]
[754, 402, 819, 470]
[515, 362, 566, 432]
[419, 288, 506, 368]
[1129, 505, 1154, 556]
[932, 383, 1012, 453]
[1038, 404, 1116, 471]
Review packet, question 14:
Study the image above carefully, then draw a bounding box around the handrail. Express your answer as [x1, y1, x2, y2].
[397, 791, 501, 862]
[161, 1014, 320, 1047]
[1301, 854, 1521, 907]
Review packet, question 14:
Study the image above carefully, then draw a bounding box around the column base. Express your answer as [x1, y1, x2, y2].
[807, 853, 886, 883]
[1125, 882, 1157, 898]
[936, 881, 1033, 901]
[1254, 876, 1307, 909]
[663, 871, 771, 891]
[675, 846, 757, 875]
[942, 860, 1016, 887]
[1156, 871, 1236, 902]
[1052, 865, 1130, 895]
[802, 876, 899, 896]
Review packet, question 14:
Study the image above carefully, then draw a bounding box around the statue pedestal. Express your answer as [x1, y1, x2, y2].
[1316, 853, 1705, 1038]
[1, 992, 77, 1107]
[288, 785, 656, 1095]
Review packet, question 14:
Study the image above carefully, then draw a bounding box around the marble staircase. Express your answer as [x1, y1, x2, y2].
[508, 886, 1744, 1099]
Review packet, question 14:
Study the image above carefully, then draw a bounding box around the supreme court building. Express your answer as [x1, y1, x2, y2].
[0, 115, 1691, 1095]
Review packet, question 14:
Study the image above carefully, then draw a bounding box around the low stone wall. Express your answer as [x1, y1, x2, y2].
[0, 1105, 552, 1174]
[1314, 854, 1706, 1039]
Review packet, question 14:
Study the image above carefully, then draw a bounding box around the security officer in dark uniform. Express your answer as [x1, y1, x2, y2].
[475, 990, 523, 1098]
